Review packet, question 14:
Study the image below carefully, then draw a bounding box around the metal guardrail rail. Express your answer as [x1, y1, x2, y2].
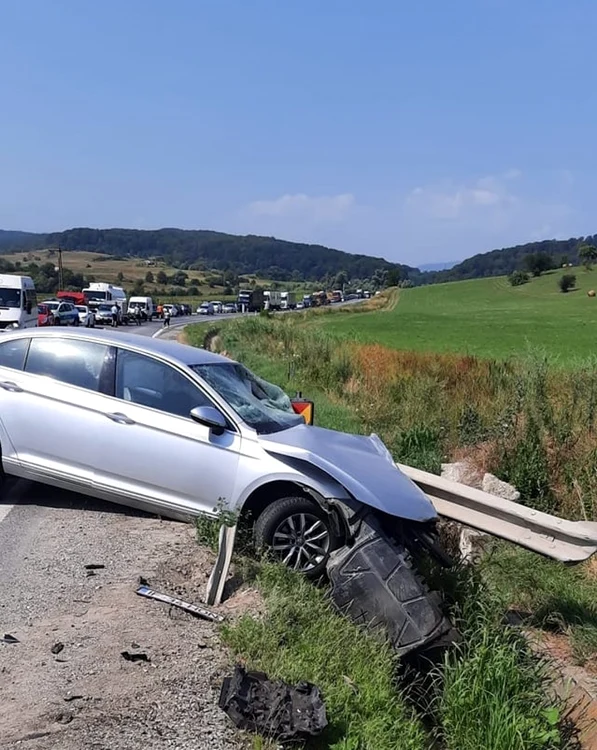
[397, 463, 597, 563]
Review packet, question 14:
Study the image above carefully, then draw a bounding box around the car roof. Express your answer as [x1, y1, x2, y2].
[2, 328, 233, 366]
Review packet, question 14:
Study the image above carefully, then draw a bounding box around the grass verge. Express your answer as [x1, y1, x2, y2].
[223, 564, 428, 750]
[187, 316, 581, 748]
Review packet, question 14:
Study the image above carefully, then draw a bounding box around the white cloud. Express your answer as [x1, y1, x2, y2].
[405, 174, 518, 221]
[246, 193, 355, 223]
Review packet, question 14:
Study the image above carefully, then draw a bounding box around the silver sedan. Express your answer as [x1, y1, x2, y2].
[0, 328, 437, 578]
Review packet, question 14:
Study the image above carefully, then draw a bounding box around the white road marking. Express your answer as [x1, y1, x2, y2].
[0, 504, 14, 524]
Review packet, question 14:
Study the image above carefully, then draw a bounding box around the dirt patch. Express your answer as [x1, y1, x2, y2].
[0, 495, 256, 749]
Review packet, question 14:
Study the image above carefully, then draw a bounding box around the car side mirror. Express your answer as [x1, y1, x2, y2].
[190, 405, 227, 435]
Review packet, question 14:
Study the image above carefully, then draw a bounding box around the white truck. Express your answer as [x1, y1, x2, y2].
[263, 290, 283, 311]
[280, 291, 296, 310]
[127, 296, 154, 321]
[0, 275, 38, 330]
[82, 283, 127, 321]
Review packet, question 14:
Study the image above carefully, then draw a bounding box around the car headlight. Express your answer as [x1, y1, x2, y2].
[8, 322, 20, 329]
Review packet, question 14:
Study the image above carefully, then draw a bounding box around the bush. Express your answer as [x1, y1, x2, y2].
[508, 270, 529, 287]
[558, 274, 576, 293]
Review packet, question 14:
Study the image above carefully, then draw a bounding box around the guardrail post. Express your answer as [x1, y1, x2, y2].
[205, 524, 237, 606]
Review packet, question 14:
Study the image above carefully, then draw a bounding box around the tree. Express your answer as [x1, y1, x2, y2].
[187, 286, 199, 296]
[371, 268, 388, 290]
[334, 270, 349, 290]
[578, 245, 597, 271]
[508, 270, 529, 287]
[117, 271, 124, 283]
[524, 253, 553, 277]
[145, 270, 154, 283]
[171, 270, 188, 287]
[558, 274, 576, 293]
[386, 267, 401, 287]
[156, 270, 168, 285]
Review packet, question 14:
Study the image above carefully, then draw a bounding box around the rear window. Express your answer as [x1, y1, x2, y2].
[0, 337, 29, 370]
[25, 338, 110, 392]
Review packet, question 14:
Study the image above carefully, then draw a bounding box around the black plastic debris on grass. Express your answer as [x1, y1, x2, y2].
[121, 651, 150, 663]
[136, 585, 224, 624]
[219, 666, 327, 741]
[1, 634, 19, 644]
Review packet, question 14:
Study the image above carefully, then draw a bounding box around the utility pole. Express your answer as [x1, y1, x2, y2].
[58, 247, 64, 290]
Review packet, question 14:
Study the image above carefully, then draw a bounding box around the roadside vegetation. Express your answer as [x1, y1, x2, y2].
[185, 309, 597, 748]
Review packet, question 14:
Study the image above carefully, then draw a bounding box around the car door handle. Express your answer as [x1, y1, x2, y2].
[0, 381, 24, 393]
[105, 412, 135, 425]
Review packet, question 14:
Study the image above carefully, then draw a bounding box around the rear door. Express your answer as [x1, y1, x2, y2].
[0, 336, 115, 489]
[91, 348, 241, 518]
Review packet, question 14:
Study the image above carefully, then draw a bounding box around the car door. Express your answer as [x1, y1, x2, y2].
[0, 335, 115, 490]
[91, 347, 241, 518]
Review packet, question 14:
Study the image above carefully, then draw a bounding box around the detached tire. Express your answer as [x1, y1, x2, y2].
[254, 496, 338, 579]
[327, 511, 453, 657]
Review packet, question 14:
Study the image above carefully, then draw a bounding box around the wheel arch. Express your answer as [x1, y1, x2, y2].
[239, 480, 349, 541]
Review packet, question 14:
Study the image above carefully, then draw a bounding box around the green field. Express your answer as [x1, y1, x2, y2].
[322, 268, 597, 362]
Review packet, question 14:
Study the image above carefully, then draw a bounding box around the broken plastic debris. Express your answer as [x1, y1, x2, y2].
[84, 564, 105, 570]
[121, 651, 150, 663]
[219, 665, 327, 741]
[1, 634, 19, 644]
[51, 642, 64, 655]
[136, 585, 224, 624]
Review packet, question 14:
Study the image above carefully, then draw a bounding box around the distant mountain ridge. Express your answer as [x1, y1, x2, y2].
[0, 227, 417, 283]
[432, 236, 595, 283]
[418, 260, 459, 272]
[0, 226, 594, 285]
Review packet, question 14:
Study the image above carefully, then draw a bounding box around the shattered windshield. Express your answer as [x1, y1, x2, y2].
[191, 363, 303, 435]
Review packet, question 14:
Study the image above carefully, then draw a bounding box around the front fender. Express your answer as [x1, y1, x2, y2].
[233, 462, 351, 514]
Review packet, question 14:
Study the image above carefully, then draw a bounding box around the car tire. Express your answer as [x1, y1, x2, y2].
[327, 511, 454, 657]
[254, 496, 339, 579]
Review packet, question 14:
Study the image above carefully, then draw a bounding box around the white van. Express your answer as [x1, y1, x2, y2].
[127, 296, 154, 320]
[0, 275, 38, 330]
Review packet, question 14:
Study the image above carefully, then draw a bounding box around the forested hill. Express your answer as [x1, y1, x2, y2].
[430, 235, 596, 283]
[0, 227, 416, 282]
[2, 226, 595, 284]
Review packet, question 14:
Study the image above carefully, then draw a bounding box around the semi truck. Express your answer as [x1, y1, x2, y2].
[263, 290, 283, 310]
[280, 291, 296, 310]
[237, 289, 264, 312]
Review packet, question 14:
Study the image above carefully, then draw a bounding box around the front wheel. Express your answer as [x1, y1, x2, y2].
[254, 496, 338, 578]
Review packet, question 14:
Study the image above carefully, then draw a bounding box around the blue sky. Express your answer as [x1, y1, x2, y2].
[1, 0, 595, 266]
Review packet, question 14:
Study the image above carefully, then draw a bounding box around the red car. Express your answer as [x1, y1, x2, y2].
[37, 303, 55, 327]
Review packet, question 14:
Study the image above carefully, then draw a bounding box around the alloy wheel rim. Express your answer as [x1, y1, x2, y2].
[271, 513, 330, 572]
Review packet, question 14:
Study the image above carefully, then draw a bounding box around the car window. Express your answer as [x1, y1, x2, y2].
[0, 337, 29, 370]
[115, 349, 212, 418]
[25, 338, 110, 392]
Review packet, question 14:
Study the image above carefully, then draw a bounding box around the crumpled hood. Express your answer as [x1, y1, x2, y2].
[259, 424, 437, 523]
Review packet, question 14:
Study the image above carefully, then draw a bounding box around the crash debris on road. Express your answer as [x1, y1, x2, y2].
[136, 584, 225, 623]
[219, 666, 327, 741]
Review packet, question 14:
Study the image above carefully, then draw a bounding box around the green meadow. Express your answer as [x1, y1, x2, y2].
[323, 268, 597, 362]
